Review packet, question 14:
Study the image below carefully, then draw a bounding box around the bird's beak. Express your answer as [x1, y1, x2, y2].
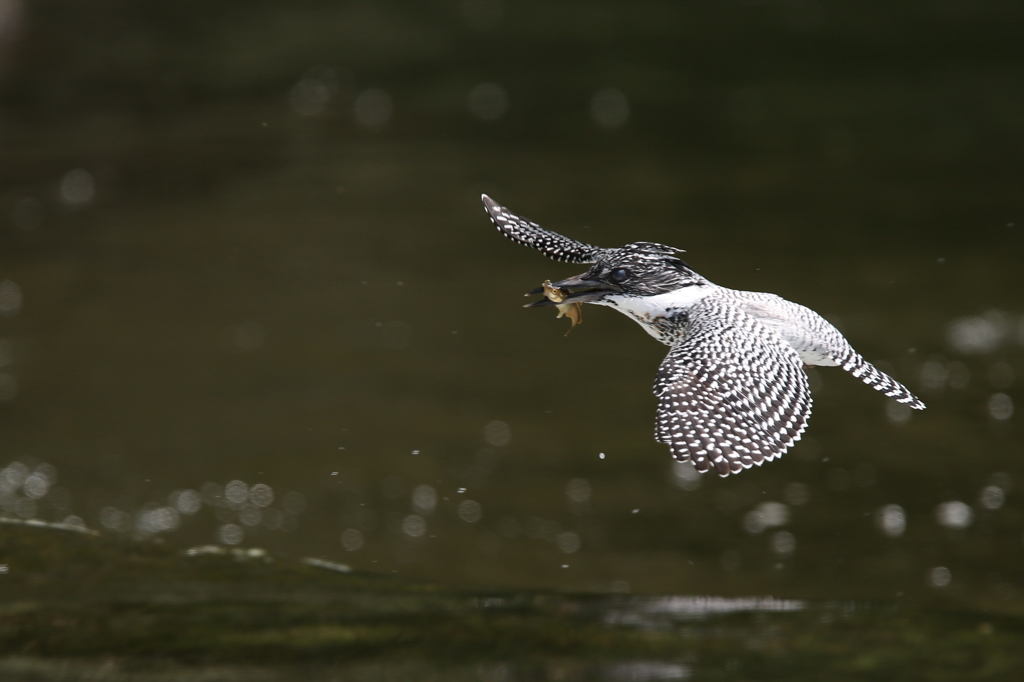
[524, 273, 619, 307]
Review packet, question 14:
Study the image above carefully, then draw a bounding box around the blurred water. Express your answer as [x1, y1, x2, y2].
[3, 519, 1021, 681]
[0, 0, 1022, 614]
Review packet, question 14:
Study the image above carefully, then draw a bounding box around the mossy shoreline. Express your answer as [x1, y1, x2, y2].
[1, 522, 1023, 680]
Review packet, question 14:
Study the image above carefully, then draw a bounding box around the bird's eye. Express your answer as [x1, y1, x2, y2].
[610, 268, 630, 283]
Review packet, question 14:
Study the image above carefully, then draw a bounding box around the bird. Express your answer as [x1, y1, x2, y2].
[480, 194, 925, 477]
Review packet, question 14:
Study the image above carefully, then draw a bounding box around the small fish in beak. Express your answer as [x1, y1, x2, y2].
[528, 280, 583, 335]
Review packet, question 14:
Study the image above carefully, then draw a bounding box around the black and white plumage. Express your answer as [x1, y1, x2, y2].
[481, 195, 925, 477]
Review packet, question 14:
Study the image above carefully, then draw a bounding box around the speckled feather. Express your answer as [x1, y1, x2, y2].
[482, 195, 606, 264]
[720, 290, 925, 409]
[652, 297, 812, 475]
[481, 195, 925, 476]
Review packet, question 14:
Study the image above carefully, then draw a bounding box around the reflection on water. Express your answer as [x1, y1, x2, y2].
[5, 520, 1023, 680]
[604, 595, 806, 628]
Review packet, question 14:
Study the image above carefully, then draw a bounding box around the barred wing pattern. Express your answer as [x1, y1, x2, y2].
[482, 195, 606, 264]
[654, 298, 812, 476]
[831, 347, 925, 409]
[722, 290, 925, 409]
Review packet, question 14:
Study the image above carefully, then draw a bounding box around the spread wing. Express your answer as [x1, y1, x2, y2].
[725, 290, 925, 409]
[654, 297, 812, 476]
[481, 195, 606, 264]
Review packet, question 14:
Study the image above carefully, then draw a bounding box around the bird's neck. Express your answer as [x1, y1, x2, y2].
[596, 284, 715, 345]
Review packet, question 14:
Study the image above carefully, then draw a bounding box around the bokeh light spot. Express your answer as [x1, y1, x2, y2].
[885, 401, 912, 424]
[979, 485, 1004, 510]
[771, 531, 796, 555]
[458, 499, 482, 523]
[928, 566, 952, 588]
[22, 471, 50, 500]
[936, 501, 973, 529]
[225, 480, 249, 505]
[219, 523, 244, 545]
[565, 478, 592, 503]
[174, 489, 202, 514]
[988, 393, 1013, 421]
[483, 420, 511, 446]
[289, 68, 340, 117]
[468, 82, 508, 121]
[876, 504, 906, 538]
[59, 168, 95, 206]
[249, 483, 274, 507]
[743, 501, 789, 534]
[590, 88, 630, 129]
[946, 312, 1009, 354]
[341, 528, 364, 551]
[557, 531, 581, 554]
[0, 280, 22, 316]
[412, 484, 437, 514]
[402, 514, 426, 537]
[672, 461, 700, 490]
[99, 507, 130, 532]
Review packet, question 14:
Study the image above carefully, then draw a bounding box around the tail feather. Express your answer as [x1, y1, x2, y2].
[839, 352, 925, 409]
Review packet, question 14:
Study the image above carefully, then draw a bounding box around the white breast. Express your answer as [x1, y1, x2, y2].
[597, 285, 715, 342]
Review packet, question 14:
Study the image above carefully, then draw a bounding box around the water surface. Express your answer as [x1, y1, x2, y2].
[1, 0, 1023, 639]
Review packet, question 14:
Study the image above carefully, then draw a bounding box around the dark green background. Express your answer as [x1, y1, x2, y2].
[1, 0, 1022, 608]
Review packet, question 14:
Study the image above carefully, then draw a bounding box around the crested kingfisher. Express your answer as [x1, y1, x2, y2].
[481, 195, 925, 477]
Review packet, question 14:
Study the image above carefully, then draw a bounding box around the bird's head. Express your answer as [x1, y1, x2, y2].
[528, 242, 706, 307]
[480, 194, 707, 307]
